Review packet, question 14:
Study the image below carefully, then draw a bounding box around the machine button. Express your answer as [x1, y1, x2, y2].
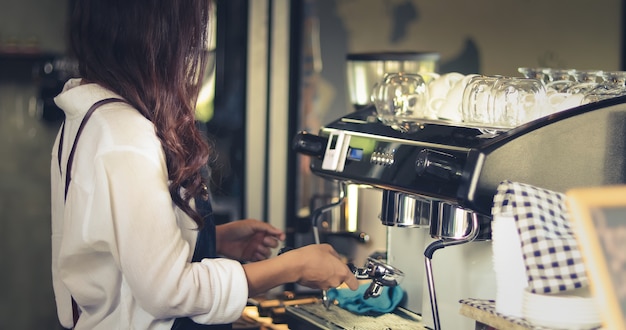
[415, 149, 462, 181]
[371, 150, 395, 166]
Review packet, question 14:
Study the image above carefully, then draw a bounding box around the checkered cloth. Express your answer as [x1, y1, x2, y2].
[492, 180, 588, 294]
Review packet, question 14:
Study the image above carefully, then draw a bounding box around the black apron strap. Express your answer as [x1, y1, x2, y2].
[58, 98, 125, 329]
[60, 98, 126, 200]
[58, 121, 65, 175]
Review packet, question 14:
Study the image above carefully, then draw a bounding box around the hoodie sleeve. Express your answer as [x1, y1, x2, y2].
[85, 146, 248, 323]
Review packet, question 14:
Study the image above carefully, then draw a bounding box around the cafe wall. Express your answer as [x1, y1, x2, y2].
[312, 0, 623, 125]
[0, 0, 68, 54]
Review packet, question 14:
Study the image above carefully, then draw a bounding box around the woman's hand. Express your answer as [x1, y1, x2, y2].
[241, 243, 359, 297]
[215, 219, 285, 262]
[282, 244, 359, 291]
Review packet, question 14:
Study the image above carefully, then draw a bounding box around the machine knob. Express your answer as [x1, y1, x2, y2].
[292, 131, 327, 158]
[415, 149, 462, 181]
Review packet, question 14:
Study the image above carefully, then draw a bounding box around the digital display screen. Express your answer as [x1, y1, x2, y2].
[346, 148, 363, 161]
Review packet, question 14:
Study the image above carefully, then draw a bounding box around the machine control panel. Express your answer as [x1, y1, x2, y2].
[307, 129, 470, 201]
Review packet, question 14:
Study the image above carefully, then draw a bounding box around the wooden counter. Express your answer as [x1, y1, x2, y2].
[460, 298, 606, 330]
[459, 298, 545, 330]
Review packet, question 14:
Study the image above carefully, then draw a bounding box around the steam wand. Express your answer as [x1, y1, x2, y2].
[423, 212, 480, 330]
[310, 181, 346, 309]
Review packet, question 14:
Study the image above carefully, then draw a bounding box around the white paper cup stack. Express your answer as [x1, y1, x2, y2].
[491, 214, 527, 318]
[522, 287, 601, 329]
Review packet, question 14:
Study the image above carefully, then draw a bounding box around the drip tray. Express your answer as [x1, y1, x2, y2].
[285, 303, 426, 330]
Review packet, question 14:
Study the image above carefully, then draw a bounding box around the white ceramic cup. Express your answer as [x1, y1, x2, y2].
[437, 74, 478, 122]
[427, 72, 465, 120]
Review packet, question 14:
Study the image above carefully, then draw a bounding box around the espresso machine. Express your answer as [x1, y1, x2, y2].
[290, 93, 626, 329]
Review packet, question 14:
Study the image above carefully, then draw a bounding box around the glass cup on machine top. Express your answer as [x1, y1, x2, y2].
[490, 77, 548, 127]
[371, 72, 428, 133]
[583, 70, 626, 103]
[461, 75, 548, 133]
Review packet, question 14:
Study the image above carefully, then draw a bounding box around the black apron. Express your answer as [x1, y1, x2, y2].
[60, 98, 232, 329]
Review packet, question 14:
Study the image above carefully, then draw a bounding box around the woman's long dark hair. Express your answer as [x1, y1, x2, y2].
[69, 0, 212, 226]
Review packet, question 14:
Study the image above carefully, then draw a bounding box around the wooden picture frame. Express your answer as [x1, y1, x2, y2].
[566, 185, 626, 330]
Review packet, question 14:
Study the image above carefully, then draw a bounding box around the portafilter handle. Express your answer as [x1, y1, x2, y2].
[292, 131, 327, 158]
[348, 257, 404, 300]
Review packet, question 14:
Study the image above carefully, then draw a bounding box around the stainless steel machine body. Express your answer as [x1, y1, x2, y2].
[292, 95, 626, 329]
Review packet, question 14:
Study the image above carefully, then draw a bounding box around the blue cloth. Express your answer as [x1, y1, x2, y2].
[327, 283, 405, 314]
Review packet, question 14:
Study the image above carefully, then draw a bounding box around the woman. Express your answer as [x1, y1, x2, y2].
[50, 1, 358, 329]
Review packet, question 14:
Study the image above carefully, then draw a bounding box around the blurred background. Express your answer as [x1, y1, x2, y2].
[1, 1, 70, 329]
[1, 0, 623, 329]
